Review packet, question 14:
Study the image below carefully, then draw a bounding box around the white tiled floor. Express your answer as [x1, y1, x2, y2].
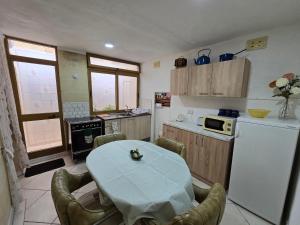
[18, 155, 272, 225]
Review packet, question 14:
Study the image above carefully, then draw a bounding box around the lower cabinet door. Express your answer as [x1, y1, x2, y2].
[203, 136, 233, 187]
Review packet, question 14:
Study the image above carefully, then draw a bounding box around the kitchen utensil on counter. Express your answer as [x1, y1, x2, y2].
[219, 48, 247, 62]
[248, 109, 271, 118]
[176, 114, 184, 122]
[218, 109, 240, 118]
[194, 48, 211, 65]
[174, 57, 187, 68]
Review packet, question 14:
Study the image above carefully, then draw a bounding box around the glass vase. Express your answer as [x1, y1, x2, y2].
[278, 97, 290, 119]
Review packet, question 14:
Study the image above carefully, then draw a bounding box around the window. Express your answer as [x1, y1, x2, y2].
[91, 72, 116, 111]
[5, 36, 64, 157]
[87, 54, 140, 113]
[8, 39, 56, 61]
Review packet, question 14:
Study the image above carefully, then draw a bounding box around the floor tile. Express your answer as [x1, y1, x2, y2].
[236, 206, 272, 225]
[22, 189, 47, 209]
[25, 191, 58, 223]
[220, 203, 249, 225]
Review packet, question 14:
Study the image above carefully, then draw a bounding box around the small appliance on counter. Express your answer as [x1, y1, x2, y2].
[202, 115, 236, 136]
[65, 116, 105, 160]
[218, 108, 240, 118]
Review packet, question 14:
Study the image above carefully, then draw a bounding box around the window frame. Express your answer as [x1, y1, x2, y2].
[4, 35, 65, 159]
[87, 53, 140, 114]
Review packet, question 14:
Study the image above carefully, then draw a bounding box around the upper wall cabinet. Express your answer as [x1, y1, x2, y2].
[211, 58, 250, 97]
[170, 67, 189, 96]
[188, 64, 212, 96]
[170, 58, 250, 98]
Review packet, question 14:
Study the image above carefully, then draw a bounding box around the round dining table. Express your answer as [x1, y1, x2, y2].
[86, 140, 194, 225]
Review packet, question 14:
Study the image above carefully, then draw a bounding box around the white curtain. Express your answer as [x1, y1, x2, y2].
[0, 33, 30, 208]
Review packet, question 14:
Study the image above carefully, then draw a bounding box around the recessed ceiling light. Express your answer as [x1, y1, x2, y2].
[105, 43, 114, 48]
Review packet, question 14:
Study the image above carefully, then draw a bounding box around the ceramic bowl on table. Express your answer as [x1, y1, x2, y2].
[248, 109, 271, 118]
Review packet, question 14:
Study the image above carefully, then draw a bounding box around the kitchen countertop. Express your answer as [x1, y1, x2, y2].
[163, 121, 234, 141]
[98, 112, 151, 121]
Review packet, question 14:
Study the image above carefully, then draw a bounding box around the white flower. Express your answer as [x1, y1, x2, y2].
[276, 78, 289, 88]
[291, 87, 300, 95]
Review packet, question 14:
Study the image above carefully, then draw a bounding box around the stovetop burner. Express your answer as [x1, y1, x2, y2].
[65, 116, 102, 124]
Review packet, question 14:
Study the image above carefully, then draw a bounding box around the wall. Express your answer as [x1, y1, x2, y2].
[140, 22, 300, 138]
[57, 50, 90, 118]
[0, 139, 12, 225]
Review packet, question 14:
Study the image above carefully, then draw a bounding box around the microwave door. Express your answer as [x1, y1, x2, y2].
[205, 118, 225, 131]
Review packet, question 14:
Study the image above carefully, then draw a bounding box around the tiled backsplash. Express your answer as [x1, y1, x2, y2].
[63, 102, 90, 118]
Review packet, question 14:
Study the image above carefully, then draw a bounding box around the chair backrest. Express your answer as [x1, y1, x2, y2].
[93, 133, 127, 149]
[155, 137, 185, 159]
[172, 183, 226, 225]
[51, 169, 92, 225]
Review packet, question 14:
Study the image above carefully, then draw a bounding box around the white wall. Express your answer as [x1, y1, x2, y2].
[140, 22, 300, 138]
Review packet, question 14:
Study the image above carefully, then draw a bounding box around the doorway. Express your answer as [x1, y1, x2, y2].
[5, 37, 64, 159]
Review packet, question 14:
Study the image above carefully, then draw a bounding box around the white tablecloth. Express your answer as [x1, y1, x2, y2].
[86, 140, 194, 225]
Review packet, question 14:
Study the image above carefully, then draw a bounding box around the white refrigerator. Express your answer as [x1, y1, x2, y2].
[228, 116, 300, 225]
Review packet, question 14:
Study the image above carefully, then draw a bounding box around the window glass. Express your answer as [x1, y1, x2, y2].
[91, 72, 116, 111]
[23, 119, 62, 152]
[14, 62, 59, 114]
[118, 75, 137, 109]
[8, 39, 56, 61]
[90, 57, 139, 72]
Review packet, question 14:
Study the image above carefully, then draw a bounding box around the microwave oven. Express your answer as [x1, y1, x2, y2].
[203, 115, 236, 136]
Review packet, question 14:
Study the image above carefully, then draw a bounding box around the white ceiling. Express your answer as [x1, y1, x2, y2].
[0, 0, 300, 62]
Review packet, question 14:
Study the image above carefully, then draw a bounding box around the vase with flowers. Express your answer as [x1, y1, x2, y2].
[269, 73, 300, 119]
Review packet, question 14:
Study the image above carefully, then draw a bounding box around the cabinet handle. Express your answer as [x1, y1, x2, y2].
[198, 92, 208, 95]
[213, 92, 224, 95]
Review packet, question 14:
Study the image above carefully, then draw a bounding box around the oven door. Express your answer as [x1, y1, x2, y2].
[204, 118, 225, 132]
[71, 128, 102, 152]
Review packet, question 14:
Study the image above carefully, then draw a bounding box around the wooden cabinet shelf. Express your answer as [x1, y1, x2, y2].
[163, 124, 233, 188]
[170, 58, 250, 98]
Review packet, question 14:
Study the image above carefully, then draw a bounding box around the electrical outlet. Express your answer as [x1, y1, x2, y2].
[246, 36, 268, 51]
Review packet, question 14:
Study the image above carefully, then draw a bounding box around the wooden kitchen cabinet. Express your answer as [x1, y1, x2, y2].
[162, 124, 233, 188]
[170, 67, 189, 95]
[120, 115, 151, 140]
[188, 64, 212, 96]
[170, 58, 250, 98]
[211, 58, 250, 97]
